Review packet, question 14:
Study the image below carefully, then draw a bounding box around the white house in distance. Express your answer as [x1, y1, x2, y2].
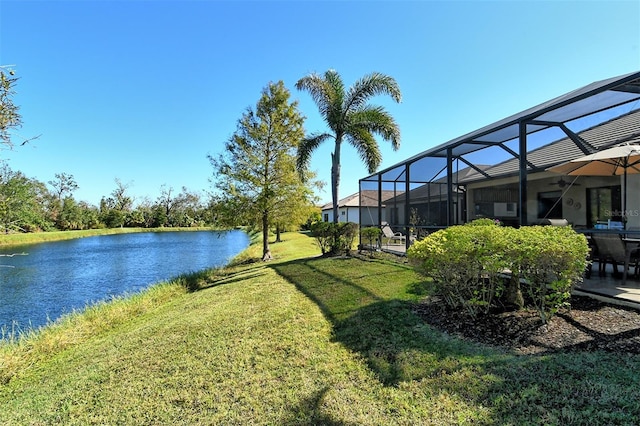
[321, 190, 401, 225]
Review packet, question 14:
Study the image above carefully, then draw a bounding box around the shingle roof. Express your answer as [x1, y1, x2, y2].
[321, 190, 402, 210]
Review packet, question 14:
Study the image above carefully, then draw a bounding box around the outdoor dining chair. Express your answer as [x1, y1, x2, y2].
[591, 233, 640, 284]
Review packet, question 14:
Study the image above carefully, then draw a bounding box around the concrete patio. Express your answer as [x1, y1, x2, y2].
[574, 261, 640, 307]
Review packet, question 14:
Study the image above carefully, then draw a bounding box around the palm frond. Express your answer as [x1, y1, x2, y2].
[295, 72, 333, 120]
[322, 70, 346, 133]
[348, 106, 400, 150]
[297, 70, 347, 133]
[296, 132, 333, 179]
[345, 72, 402, 112]
[346, 129, 382, 173]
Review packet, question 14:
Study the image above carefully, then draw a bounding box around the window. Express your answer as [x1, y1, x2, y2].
[323, 214, 329, 222]
[537, 191, 563, 219]
[587, 185, 622, 228]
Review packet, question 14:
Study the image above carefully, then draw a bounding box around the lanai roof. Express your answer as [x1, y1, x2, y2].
[362, 70, 640, 185]
[460, 108, 640, 183]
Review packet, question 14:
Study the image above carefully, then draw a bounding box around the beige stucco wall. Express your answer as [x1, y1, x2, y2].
[467, 172, 638, 229]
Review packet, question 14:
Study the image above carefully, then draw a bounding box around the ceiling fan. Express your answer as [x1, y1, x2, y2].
[550, 177, 580, 188]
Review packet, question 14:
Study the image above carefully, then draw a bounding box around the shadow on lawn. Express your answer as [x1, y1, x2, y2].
[272, 256, 640, 424]
[271, 256, 487, 386]
[279, 386, 348, 426]
[180, 264, 270, 292]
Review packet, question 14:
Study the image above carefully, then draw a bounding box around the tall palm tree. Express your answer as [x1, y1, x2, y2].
[295, 70, 401, 223]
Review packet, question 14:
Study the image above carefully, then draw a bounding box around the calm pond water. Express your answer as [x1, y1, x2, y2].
[0, 230, 249, 335]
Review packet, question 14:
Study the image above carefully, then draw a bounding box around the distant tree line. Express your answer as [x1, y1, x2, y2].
[0, 162, 222, 233]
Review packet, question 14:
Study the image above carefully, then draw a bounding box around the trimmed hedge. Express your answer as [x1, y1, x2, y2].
[407, 221, 589, 323]
[310, 221, 359, 256]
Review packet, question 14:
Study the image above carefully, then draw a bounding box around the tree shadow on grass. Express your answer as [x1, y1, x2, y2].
[179, 263, 270, 292]
[272, 256, 492, 386]
[272, 256, 640, 424]
[278, 386, 351, 426]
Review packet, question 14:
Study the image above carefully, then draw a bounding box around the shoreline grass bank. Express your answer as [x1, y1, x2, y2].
[0, 226, 226, 248]
[1, 232, 639, 424]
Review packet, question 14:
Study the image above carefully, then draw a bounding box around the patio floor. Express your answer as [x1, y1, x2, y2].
[575, 261, 640, 307]
[378, 244, 640, 309]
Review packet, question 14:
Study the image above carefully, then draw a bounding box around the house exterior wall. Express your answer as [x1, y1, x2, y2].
[359, 206, 384, 226]
[466, 173, 640, 229]
[625, 174, 640, 229]
[321, 206, 360, 224]
[322, 205, 388, 226]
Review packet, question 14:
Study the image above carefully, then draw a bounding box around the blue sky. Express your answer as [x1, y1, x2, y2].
[1, 0, 638, 206]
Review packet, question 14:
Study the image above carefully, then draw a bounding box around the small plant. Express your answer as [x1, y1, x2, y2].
[360, 227, 382, 251]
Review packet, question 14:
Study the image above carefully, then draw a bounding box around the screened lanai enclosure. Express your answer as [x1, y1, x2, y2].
[360, 70, 640, 250]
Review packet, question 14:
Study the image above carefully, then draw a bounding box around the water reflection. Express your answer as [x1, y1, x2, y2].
[0, 230, 248, 335]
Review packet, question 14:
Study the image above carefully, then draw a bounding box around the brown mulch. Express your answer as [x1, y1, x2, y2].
[412, 295, 640, 355]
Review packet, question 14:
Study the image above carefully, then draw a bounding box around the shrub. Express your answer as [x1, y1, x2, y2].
[407, 221, 512, 317]
[510, 226, 589, 323]
[360, 226, 382, 250]
[337, 222, 359, 255]
[408, 222, 589, 323]
[465, 218, 500, 227]
[310, 221, 359, 256]
[310, 221, 334, 255]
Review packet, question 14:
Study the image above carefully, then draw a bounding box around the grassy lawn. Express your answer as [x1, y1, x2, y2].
[1, 232, 639, 424]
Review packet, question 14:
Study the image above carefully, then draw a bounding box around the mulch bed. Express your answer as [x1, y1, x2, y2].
[413, 295, 640, 355]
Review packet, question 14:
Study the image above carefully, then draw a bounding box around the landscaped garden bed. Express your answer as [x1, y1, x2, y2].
[414, 294, 640, 355]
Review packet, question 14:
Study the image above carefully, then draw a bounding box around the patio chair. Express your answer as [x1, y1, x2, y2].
[381, 223, 406, 245]
[591, 233, 640, 284]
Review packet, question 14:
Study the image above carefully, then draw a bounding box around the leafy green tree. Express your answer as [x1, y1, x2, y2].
[155, 184, 176, 227]
[56, 197, 100, 230]
[99, 197, 126, 228]
[77, 201, 101, 229]
[48, 172, 78, 202]
[0, 161, 51, 232]
[47, 172, 79, 226]
[99, 179, 133, 228]
[110, 178, 134, 212]
[296, 70, 401, 223]
[126, 209, 147, 228]
[209, 81, 310, 260]
[131, 198, 159, 228]
[171, 187, 204, 227]
[152, 185, 205, 227]
[0, 68, 21, 150]
[56, 197, 81, 230]
[271, 168, 320, 242]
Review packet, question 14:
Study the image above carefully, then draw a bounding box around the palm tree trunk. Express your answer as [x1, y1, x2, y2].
[331, 137, 342, 224]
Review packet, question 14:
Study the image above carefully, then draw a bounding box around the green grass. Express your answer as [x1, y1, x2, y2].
[1, 232, 639, 424]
